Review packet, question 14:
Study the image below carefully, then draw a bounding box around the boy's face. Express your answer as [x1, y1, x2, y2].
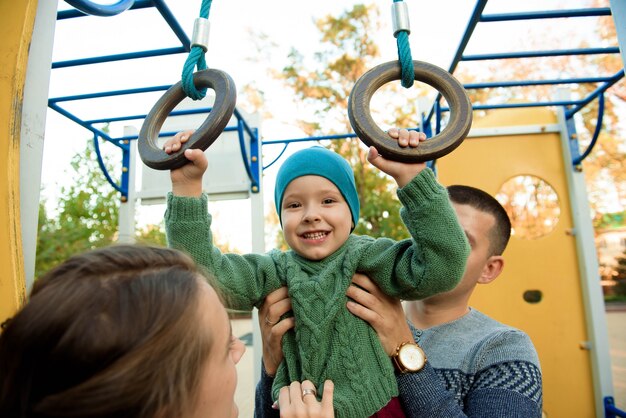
[280, 175, 352, 261]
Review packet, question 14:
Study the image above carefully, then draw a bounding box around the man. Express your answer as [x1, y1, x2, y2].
[256, 185, 542, 417]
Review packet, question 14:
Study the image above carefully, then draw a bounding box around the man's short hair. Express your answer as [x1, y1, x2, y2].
[447, 185, 512, 256]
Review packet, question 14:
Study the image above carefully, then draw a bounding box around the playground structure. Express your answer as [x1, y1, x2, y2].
[1, 0, 626, 416]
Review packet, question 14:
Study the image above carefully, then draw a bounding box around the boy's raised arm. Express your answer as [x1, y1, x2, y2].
[164, 131, 282, 310]
[358, 129, 470, 299]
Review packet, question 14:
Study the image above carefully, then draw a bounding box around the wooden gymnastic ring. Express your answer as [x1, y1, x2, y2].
[348, 60, 472, 162]
[138, 69, 236, 171]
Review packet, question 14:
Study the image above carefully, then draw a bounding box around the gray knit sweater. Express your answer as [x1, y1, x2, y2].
[166, 169, 470, 418]
[397, 308, 542, 417]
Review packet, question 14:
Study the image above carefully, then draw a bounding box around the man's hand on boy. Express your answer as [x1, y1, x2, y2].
[346, 273, 414, 356]
[366, 128, 427, 188]
[162, 130, 206, 197]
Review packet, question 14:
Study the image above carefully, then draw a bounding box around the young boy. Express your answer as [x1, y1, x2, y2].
[164, 129, 470, 417]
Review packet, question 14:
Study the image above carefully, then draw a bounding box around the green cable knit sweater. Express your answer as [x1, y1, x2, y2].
[165, 168, 470, 418]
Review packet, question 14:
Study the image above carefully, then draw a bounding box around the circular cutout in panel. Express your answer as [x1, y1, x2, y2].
[495, 175, 560, 240]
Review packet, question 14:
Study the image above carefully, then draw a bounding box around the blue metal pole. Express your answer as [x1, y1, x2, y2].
[57, 0, 153, 19]
[442, 100, 583, 112]
[565, 69, 624, 118]
[481, 8, 611, 22]
[464, 75, 617, 89]
[573, 93, 604, 166]
[463, 47, 620, 61]
[151, 0, 191, 50]
[51, 46, 186, 68]
[424, 0, 487, 126]
[249, 127, 261, 193]
[604, 396, 626, 418]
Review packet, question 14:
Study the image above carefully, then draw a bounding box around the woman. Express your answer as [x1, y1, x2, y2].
[0, 245, 333, 417]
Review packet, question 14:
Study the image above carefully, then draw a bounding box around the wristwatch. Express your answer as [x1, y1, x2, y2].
[391, 341, 427, 373]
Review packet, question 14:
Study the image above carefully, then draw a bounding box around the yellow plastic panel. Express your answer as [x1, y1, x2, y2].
[438, 107, 595, 418]
[0, 0, 37, 321]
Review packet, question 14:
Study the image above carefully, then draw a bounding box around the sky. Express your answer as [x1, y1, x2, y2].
[42, 0, 598, 252]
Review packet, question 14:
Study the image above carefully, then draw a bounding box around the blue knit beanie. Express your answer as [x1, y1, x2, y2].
[274, 146, 359, 228]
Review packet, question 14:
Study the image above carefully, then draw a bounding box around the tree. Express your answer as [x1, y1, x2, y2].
[35, 140, 120, 277]
[610, 249, 626, 297]
[135, 224, 167, 247]
[35, 139, 172, 278]
[35, 138, 241, 279]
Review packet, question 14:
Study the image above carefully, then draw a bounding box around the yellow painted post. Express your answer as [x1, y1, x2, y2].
[437, 107, 596, 417]
[0, 0, 38, 322]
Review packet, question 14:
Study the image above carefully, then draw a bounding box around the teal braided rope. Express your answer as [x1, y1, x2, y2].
[182, 0, 213, 99]
[393, 0, 413, 88]
[182, 50, 207, 100]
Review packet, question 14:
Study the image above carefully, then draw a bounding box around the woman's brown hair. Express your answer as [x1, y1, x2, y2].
[0, 245, 214, 418]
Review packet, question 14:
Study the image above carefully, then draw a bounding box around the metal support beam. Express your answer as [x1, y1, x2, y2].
[610, 0, 626, 69]
[21, 0, 58, 290]
[118, 126, 137, 243]
[556, 91, 614, 418]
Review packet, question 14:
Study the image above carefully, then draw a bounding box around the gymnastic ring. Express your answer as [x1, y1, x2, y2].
[138, 69, 236, 171]
[348, 60, 472, 163]
[64, 0, 134, 17]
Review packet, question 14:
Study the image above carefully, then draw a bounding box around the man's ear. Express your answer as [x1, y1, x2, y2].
[477, 255, 504, 285]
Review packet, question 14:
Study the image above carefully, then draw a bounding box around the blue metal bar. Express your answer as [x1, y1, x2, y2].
[481, 8, 611, 22]
[234, 108, 260, 144]
[84, 106, 216, 125]
[86, 114, 151, 124]
[421, 113, 433, 139]
[263, 144, 289, 170]
[263, 133, 358, 146]
[604, 396, 626, 418]
[447, 100, 583, 112]
[115, 124, 239, 142]
[49, 85, 171, 103]
[48, 102, 121, 146]
[58, 0, 153, 19]
[232, 108, 262, 192]
[566, 69, 625, 117]
[249, 127, 260, 192]
[58, 0, 190, 51]
[151, 0, 191, 50]
[464, 75, 616, 89]
[463, 47, 620, 61]
[565, 105, 582, 164]
[120, 140, 131, 199]
[448, 0, 488, 75]
[435, 101, 441, 135]
[236, 118, 255, 186]
[573, 93, 604, 166]
[64, 0, 135, 17]
[92, 134, 125, 194]
[424, 0, 487, 126]
[51, 46, 186, 69]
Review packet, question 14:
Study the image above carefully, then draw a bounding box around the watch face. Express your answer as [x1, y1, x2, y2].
[399, 343, 426, 371]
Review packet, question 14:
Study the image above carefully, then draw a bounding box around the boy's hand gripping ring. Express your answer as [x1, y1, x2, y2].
[348, 60, 472, 162]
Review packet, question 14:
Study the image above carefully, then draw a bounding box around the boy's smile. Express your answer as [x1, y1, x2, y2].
[280, 175, 353, 260]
